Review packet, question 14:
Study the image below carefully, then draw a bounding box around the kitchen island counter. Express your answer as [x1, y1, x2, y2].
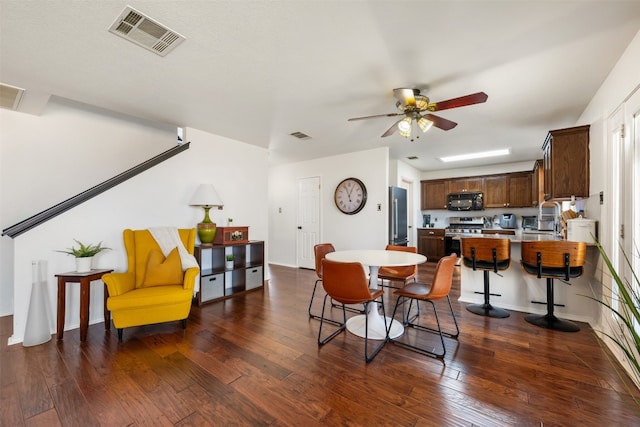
[450, 230, 562, 242]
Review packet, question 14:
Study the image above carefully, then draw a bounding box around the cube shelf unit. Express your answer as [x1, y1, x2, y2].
[195, 240, 265, 305]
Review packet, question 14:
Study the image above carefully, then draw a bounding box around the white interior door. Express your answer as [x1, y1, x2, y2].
[297, 176, 320, 269]
[606, 87, 639, 331]
[625, 88, 640, 332]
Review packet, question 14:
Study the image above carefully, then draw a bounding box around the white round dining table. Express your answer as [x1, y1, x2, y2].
[324, 249, 427, 340]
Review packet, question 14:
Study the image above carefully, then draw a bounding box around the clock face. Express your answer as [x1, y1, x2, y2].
[334, 177, 367, 215]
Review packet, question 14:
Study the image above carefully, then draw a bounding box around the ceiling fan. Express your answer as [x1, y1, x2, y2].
[348, 88, 488, 141]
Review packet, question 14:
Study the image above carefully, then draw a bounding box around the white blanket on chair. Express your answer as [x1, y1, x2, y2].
[149, 227, 199, 271]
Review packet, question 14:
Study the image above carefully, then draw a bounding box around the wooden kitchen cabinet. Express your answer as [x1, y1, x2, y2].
[532, 159, 544, 206]
[446, 176, 483, 193]
[543, 125, 590, 200]
[483, 174, 507, 208]
[421, 179, 448, 210]
[508, 172, 533, 207]
[418, 228, 446, 261]
[420, 169, 535, 210]
[483, 172, 533, 208]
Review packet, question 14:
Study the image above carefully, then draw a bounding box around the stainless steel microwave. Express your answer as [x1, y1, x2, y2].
[447, 192, 484, 211]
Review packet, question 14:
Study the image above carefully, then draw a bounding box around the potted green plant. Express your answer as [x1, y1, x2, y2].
[57, 239, 110, 273]
[582, 240, 640, 410]
[226, 254, 234, 269]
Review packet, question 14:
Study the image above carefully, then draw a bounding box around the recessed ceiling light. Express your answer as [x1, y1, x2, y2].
[439, 148, 510, 163]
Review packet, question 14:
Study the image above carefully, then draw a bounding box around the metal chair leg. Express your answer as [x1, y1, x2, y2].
[388, 295, 459, 359]
[317, 294, 347, 345]
[364, 295, 387, 363]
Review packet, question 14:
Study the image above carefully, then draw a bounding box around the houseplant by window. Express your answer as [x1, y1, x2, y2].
[583, 240, 640, 411]
[57, 239, 110, 273]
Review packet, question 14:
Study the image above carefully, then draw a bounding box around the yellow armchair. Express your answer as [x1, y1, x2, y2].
[103, 228, 199, 342]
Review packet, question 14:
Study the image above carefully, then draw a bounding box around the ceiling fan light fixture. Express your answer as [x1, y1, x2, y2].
[417, 117, 433, 132]
[414, 95, 429, 110]
[398, 117, 412, 138]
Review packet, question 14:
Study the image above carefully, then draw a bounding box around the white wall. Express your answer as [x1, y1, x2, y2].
[268, 147, 389, 267]
[3, 109, 268, 343]
[577, 29, 640, 375]
[579, 28, 640, 251]
[0, 97, 178, 225]
[0, 98, 178, 317]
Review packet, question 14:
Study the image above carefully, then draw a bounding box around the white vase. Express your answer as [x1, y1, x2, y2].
[75, 257, 93, 273]
[226, 260, 234, 270]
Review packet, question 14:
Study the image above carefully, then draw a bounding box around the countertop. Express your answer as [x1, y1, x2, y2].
[418, 227, 595, 244]
[449, 230, 562, 242]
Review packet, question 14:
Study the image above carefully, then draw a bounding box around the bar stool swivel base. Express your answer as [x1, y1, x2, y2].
[525, 313, 580, 332]
[466, 303, 510, 318]
[466, 271, 510, 318]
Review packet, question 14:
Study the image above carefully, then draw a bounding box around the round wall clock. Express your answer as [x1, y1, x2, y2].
[334, 177, 367, 215]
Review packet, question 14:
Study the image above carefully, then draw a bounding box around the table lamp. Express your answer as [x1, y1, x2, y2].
[189, 184, 224, 245]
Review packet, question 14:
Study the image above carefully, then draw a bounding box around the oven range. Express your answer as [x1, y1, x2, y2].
[445, 216, 485, 255]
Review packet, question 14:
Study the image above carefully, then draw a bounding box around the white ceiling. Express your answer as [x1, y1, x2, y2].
[2, 1, 640, 171]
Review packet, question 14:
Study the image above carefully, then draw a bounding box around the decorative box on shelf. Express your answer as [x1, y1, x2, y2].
[214, 226, 249, 244]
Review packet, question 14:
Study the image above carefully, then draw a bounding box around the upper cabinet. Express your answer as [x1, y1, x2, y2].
[447, 177, 484, 193]
[484, 172, 533, 208]
[483, 175, 507, 208]
[421, 176, 484, 210]
[421, 179, 448, 210]
[422, 171, 534, 210]
[532, 159, 544, 206]
[507, 172, 533, 207]
[543, 125, 590, 200]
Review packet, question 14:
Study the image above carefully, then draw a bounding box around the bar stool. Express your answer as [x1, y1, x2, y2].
[520, 240, 586, 332]
[461, 237, 511, 318]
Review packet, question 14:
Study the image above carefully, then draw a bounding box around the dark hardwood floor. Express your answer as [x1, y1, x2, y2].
[2, 262, 640, 426]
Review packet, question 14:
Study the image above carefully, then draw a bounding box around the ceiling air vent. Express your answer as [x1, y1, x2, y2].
[108, 6, 185, 57]
[0, 83, 25, 110]
[290, 131, 311, 140]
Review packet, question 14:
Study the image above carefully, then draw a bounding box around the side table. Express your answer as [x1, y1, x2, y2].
[55, 269, 113, 341]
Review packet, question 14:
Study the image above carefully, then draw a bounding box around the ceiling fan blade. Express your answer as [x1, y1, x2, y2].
[423, 113, 457, 131]
[347, 112, 402, 121]
[430, 92, 488, 111]
[381, 118, 404, 137]
[393, 88, 417, 108]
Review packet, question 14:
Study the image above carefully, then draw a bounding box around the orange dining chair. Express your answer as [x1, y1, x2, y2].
[308, 243, 337, 323]
[378, 244, 418, 289]
[318, 259, 387, 363]
[388, 253, 459, 359]
[520, 240, 586, 332]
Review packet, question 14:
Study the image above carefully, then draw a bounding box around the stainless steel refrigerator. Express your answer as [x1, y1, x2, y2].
[389, 186, 408, 246]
